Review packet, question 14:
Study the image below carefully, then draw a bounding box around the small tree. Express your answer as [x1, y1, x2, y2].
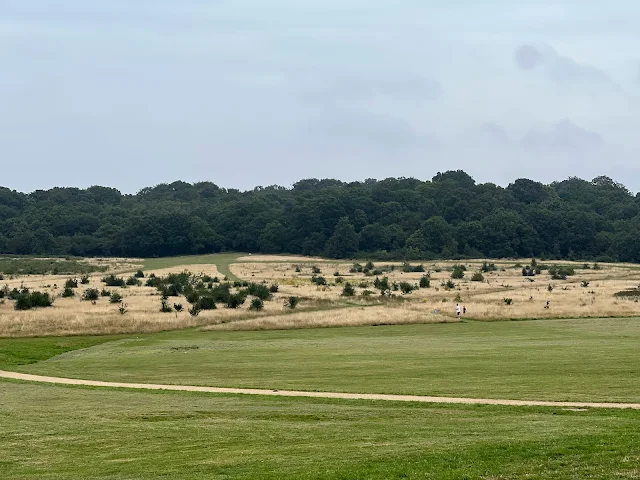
[311, 265, 322, 274]
[269, 284, 279, 293]
[82, 289, 100, 301]
[471, 272, 485, 282]
[451, 266, 465, 279]
[174, 303, 184, 313]
[118, 303, 128, 315]
[101, 289, 111, 297]
[581, 281, 590, 288]
[160, 299, 173, 312]
[399, 282, 415, 294]
[285, 296, 300, 309]
[249, 298, 264, 311]
[65, 278, 78, 289]
[341, 282, 356, 297]
[110, 293, 123, 304]
[504, 298, 513, 305]
[62, 287, 75, 298]
[188, 305, 201, 317]
[126, 276, 141, 286]
[419, 275, 431, 288]
[80, 275, 90, 285]
[134, 270, 145, 278]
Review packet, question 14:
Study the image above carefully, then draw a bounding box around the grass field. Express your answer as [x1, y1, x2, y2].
[1, 381, 639, 479]
[13, 318, 640, 403]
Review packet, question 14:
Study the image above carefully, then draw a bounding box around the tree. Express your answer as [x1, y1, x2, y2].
[324, 217, 359, 259]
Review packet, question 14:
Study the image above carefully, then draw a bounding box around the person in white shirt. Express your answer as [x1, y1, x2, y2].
[456, 304, 461, 318]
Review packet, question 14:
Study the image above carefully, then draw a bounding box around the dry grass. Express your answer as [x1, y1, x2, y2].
[2, 256, 640, 337]
[204, 304, 455, 331]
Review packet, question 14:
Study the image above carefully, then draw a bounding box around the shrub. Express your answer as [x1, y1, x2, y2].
[419, 275, 431, 288]
[294, 266, 302, 273]
[341, 283, 356, 297]
[110, 293, 123, 304]
[134, 270, 145, 278]
[311, 265, 322, 274]
[372, 269, 383, 276]
[358, 281, 370, 289]
[504, 298, 513, 305]
[311, 275, 327, 286]
[471, 272, 484, 282]
[247, 283, 272, 301]
[197, 296, 217, 311]
[146, 276, 163, 288]
[126, 276, 141, 286]
[442, 280, 455, 290]
[365, 261, 375, 271]
[118, 303, 128, 315]
[548, 284, 554, 292]
[226, 293, 246, 309]
[335, 276, 344, 284]
[160, 299, 173, 313]
[102, 275, 126, 287]
[62, 287, 75, 298]
[361, 290, 374, 297]
[65, 278, 78, 289]
[402, 263, 425, 273]
[249, 298, 264, 311]
[481, 262, 497, 273]
[101, 289, 111, 297]
[285, 296, 300, 309]
[374, 276, 391, 293]
[269, 284, 279, 293]
[333, 271, 341, 277]
[399, 282, 415, 294]
[188, 306, 201, 317]
[82, 289, 100, 301]
[581, 281, 590, 288]
[15, 291, 54, 310]
[80, 275, 90, 285]
[350, 263, 363, 273]
[593, 263, 601, 270]
[522, 266, 536, 277]
[451, 267, 465, 279]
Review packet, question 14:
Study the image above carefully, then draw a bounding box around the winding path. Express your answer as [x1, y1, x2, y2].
[2, 370, 640, 410]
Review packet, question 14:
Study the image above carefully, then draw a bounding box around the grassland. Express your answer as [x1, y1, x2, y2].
[14, 318, 640, 403]
[1, 380, 639, 479]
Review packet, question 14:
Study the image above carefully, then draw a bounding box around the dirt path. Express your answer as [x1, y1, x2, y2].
[2, 370, 640, 410]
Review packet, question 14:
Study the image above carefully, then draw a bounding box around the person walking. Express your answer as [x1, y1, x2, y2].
[456, 303, 461, 318]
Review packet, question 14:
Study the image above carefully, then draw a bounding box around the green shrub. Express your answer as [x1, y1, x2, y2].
[118, 303, 128, 315]
[15, 291, 54, 310]
[504, 298, 513, 305]
[82, 289, 100, 301]
[442, 280, 455, 290]
[374, 276, 391, 293]
[80, 275, 90, 285]
[471, 272, 484, 282]
[269, 284, 279, 293]
[160, 299, 173, 313]
[311, 265, 322, 274]
[62, 287, 75, 298]
[419, 275, 431, 288]
[341, 283, 356, 297]
[481, 262, 497, 273]
[134, 270, 145, 278]
[402, 263, 425, 273]
[311, 275, 327, 286]
[247, 283, 272, 301]
[126, 276, 141, 286]
[451, 266, 465, 279]
[197, 296, 217, 311]
[581, 281, 590, 288]
[102, 275, 126, 287]
[101, 289, 111, 297]
[285, 296, 300, 309]
[226, 293, 246, 309]
[249, 298, 264, 311]
[174, 303, 183, 312]
[399, 282, 415, 294]
[65, 278, 78, 289]
[110, 293, 123, 304]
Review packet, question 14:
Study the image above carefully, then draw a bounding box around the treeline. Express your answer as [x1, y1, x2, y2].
[1, 170, 640, 262]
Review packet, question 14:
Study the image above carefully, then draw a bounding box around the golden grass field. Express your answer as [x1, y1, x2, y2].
[1, 255, 639, 337]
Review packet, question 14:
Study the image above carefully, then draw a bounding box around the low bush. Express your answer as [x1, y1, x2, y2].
[419, 275, 431, 288]
[62, 287, 75, 298]
[341, 283, 356, 297]
[80, 275, 90, 285]
[109, 293, 123, 304]
[134, 270, 145, 278]
[126, 277, 141, 286]
[82, 289, 100, 301]
[15, 291, 54, 310]
[285, 296, 300, 309]
[102, 275, 126, 287]
[249, 298, 264, 311]
[471, 272, 485, 282]
[65, 278, 78, 289]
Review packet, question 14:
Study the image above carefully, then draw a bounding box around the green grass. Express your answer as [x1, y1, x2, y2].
[1, 381, 639, 479]
[0, 257, 108, 276]
[143, 253, 244, 280]
[16, 318, 640, 403]
[0, 335, 122, 370]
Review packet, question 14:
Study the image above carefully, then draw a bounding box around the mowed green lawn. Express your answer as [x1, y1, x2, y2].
[14, 318, 640, 403]
[1, 381, 639, 479]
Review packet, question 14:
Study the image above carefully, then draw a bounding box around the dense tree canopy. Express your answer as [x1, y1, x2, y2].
[1, 171, 639, 262]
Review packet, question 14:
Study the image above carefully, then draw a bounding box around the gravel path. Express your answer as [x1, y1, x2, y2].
[2, 370, 639, 409]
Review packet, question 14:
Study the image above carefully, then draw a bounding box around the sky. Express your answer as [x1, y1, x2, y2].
[1, 1, 640, 193]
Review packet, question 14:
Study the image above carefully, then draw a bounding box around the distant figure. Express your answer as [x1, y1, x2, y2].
[544, 300, 550, 309]
[456, 304, 461, 318]
[463, 306, 467, 315]
[529, 295, 533, 301]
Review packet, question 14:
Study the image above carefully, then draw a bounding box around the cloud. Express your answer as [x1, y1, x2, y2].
[521, 119, 605, 152]
[514, 44, 623, 94]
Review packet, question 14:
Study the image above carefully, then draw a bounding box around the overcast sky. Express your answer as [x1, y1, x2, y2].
[2, 1, 640, 193]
